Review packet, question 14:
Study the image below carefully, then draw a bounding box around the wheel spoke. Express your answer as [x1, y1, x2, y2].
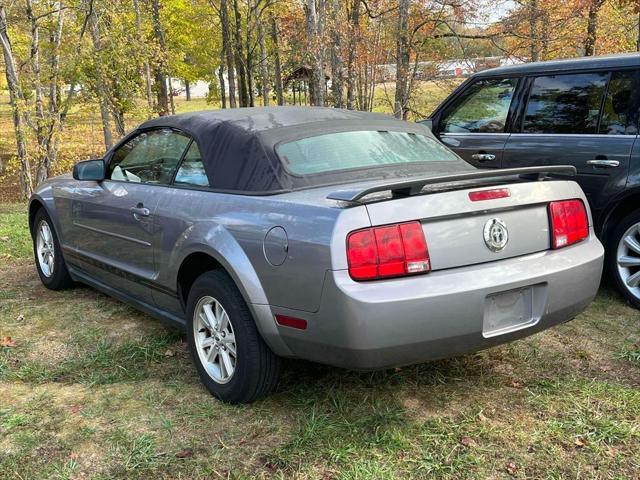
[215, 302, 224, 329]
[618, 255, 640, 268]
[218, 311, 229, 332]
[202, 304, 215, 330]
[201, 337, 215, 348]
[626, 270, 640, 288]
[206, 346, 218, 362]
[220, 349, 233, 378]
[623, 234, 640, 255]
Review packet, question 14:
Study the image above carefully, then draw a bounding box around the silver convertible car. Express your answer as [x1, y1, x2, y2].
[29, 107, 604, 403]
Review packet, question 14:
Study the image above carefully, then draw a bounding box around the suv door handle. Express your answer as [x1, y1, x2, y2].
[587, 159, 620, 168]
[471, 153, 496, 162]
[130, 205, 150, 218]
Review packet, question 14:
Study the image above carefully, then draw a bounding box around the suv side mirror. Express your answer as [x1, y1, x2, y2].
[73, 159, 105, 181]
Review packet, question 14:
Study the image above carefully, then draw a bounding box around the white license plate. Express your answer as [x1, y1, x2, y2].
[483, 287, 539, 338]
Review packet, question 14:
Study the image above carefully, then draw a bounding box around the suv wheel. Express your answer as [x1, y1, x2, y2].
[609, 210, 640, 308]
[32, 209, 74, 290]
[185, 270, 280, 403]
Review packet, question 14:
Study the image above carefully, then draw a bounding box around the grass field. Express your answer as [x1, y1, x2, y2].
[1, 203, 639, 479]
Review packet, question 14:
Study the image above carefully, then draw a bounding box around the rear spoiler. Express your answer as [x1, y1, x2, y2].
[326, 165, 577, 203]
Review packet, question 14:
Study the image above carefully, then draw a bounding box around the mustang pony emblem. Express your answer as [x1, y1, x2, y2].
[484, 218, 509, 252]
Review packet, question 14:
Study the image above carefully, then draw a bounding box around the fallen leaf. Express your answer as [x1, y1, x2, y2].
[605, 446, 618, 458]
[15, 314, 24, 322]
[69, 452, 79, 461]
[1, 336, 16, 347]
[510, 380, 525, 389]
[175, 448, 193, 458]
[460, 436, 477, 447]
[598, 365, 611, 372]
[164, 349, 176, 357]
[394, 367, 402, 373]
[478, 412, 488, 422]
[574, 437, 587, 448]
[70, 404, 81, 414]
[0, 236, 9, 241]
[506, 462, 518, 475]
[527, 444, 536, 453]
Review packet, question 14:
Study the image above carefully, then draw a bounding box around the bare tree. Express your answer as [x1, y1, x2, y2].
[584, 0, 606, 56]
[394, 0, 410, 119]
[232, 0, 249, 106]
[218, 0, 237, 107]
[329, 0, 344, 107]
[346, 0, 360, 110]
[86, 0, 114, 148]
[151, 0, 169, 114]
[0, 2, 33, 198]
[270, 14, 284, 105]
[133, 0, 154, 115]
[305, 0, 325, 106]
[258, 14, 269, 105]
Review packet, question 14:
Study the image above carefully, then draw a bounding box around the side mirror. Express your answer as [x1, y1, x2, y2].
[418, 118, 433, 131]
[73, 159, 105, 181]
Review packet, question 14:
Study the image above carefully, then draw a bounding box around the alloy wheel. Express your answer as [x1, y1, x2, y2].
[36, 220, 55, 278]
[193, 296, 237, 384]
[616, 222, 640, 302]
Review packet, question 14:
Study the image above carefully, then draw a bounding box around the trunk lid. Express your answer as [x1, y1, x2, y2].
[362, 180, 587, 271]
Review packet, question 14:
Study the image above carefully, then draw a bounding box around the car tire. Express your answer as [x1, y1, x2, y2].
[32, 208, 74, 290]
[607, 210, 640, 308]
[185, 270, 280, 403]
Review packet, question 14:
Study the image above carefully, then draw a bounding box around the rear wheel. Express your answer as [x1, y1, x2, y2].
[185, 270, 280, 403]
[32, 209, 73, 290]
[608, 210, 640, 308]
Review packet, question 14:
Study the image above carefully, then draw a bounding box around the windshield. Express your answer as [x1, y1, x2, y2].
[276, 130, 459, 176]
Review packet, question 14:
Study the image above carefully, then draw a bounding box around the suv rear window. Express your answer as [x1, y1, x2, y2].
[523, 73, 607, 134]
[276, 130, 459, 176]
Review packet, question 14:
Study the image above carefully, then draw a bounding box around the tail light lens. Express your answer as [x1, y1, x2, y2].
[549, 199, 588, 249]
[347, 221, 430, 281]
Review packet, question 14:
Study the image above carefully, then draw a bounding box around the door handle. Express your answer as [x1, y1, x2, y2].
[130, 205, 150, 218]
[471, 153, 496, 162]
[586, 159, 619, 168]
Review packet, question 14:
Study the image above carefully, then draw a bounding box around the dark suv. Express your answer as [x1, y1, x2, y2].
[424, 53, 640, 307]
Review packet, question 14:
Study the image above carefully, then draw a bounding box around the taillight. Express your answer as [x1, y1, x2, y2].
[549, 199, 588, 249]
[468, 188, 510, 202]
[347, 221, 430, 281]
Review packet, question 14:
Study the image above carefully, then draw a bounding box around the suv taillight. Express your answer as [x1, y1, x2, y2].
[549, 199, 588, 249]
[347, 221, 430, 281]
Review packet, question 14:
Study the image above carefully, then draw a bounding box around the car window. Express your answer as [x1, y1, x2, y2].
[277, 130, 459, 176]
[599, 70, 640, 135]
[441, 78, 516, 134]
[174, 141, 209, 187]
[108, 129, 191, 184]
[523, 73, 607, 134]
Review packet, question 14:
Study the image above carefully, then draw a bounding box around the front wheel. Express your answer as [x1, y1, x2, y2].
[32, 209, 73, 290]
[186, 270, 280, 403]
[608, 210, 640, 308]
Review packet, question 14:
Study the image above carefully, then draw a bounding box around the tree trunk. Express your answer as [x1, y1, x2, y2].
[86, 1, 114, 149]
[394, 0, 410, 119]
[0, 5, 33, 198]
[218, 56, 227, 108]
[26, 0, 50, 185]
[529, 0, 539, 62]
[168, 76, 176, 114]
[185, 79, 191, 101]
[270, 15, 284, 105]
[232, 0, 249, 107]
[637, 12, 640, 52]
[133, 0, 154, 115]
[151, 0, 169, 114]
[346, 0, 359, 110]
[584, 0, 604, 57]
[305, 0, 325, 106]
[220, 0, 237, 107]
[329, 0, 344, 108]
[258, 16, 269, 106]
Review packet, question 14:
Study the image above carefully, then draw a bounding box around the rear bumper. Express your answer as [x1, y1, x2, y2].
[272, 234, 604, 369]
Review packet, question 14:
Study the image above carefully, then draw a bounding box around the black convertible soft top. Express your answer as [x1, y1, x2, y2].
[136, 106, 470, 194]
